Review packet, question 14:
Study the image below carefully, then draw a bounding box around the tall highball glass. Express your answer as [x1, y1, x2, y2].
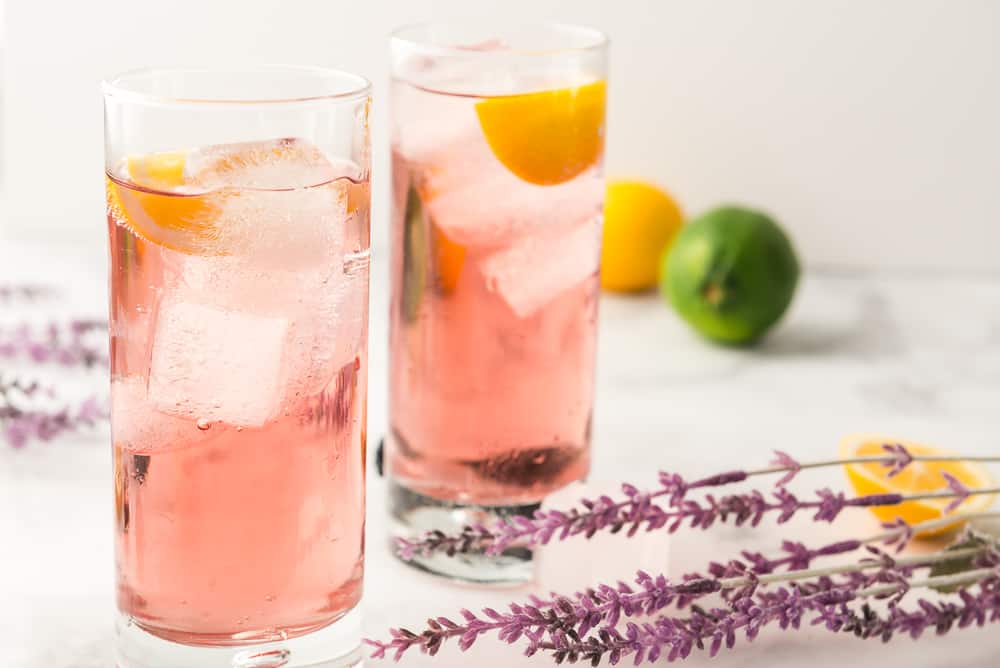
[388, 24, 608, 582]
[104, 66, 371, 668]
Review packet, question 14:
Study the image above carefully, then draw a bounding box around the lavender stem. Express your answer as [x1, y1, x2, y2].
[857, 567, 996, 598]
[901, 487, 999, 502]
[864, 511, 1000, 544]
[749, 454, 1000, 478]
[721, 545, 986, 591]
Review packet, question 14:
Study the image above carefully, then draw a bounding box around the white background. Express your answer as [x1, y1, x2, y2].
[1, 0, 998, 272]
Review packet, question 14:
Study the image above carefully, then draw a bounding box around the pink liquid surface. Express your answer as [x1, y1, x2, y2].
[108, 138, 369, 644]
[388, 80, 603, 506]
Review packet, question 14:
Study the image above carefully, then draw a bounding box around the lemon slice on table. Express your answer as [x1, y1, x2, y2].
[106, 150, 224, 255]
[475, 80, 606, 186]
[840, 435, 996, 536]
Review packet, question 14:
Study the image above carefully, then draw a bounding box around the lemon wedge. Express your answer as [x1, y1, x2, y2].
[432, 223, 465, 294]
[107, 150, 224, 255]
[840, 434, 996, 536]
[475, 80, 606, 186]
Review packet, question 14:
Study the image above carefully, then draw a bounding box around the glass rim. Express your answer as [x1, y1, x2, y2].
[102, 65, 372, 106]
[389, 21, 609, 57]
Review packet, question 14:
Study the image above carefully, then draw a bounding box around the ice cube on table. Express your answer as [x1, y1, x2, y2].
[479, 217, 600, 318]
[148, 299, 288, 429]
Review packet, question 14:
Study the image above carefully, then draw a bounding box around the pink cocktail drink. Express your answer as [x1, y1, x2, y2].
[105, 65, 371, 668]
[387, 24, 608, 581]
[108, 137, 369, 645]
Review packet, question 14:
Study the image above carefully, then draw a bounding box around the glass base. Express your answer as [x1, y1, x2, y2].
[115, 608, 362, 668]
[389, 480, 539, 584]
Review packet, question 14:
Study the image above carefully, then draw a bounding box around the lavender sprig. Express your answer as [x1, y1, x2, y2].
[365, 572, 722, 661]
[397, 453, 999, 559]
[0, 319, 108, 368]
[369, 534, 1000, 663]
[0, 395, 108, 448]
[532, 571, 1000, 665]
[0, 377, 56, 401]
[0, 284, 54, 301]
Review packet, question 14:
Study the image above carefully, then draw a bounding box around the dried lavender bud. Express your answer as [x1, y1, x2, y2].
[371, 535, 1000, 664]
[0, 285, 53, 301]
[1, 393, 107, 448]
[397, 444, 1000, 561]
[0, 319, 107, 368]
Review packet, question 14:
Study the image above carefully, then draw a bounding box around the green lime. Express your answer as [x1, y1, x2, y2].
[660, 206, 799, 344]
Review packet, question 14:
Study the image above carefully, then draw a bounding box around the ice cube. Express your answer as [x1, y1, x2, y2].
[479, 217, 600, 318]
[181, 138, 356, 267]
[112, 376, 198, 454]
[408, 135, 603, 248]
[148, 299, 289, 428]
[186, 137, 356, 191]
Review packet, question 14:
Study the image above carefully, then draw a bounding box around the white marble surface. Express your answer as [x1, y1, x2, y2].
[4, 240, 1000, 667]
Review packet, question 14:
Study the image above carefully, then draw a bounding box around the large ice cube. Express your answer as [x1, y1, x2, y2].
[479, 217, 600, 318]
[148, 299, 289, 428]
[404, 133, 603, 248]
[186, 137, 356, 191]
[113, 377, 204, 453]
[180, 138, 356, 267]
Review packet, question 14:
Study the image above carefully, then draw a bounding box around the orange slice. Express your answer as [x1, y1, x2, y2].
[127, 151, 188, 189]
[475, 80, 606, 186]
[431, 223, 465, 294]
[840, 435, 996, 536]
[107, 150, 224, 255]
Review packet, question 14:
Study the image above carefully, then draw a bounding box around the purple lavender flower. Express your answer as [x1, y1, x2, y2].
[770, 450, 802, 486]
[0, 319, 108, 368]
[396, 445, 973, 561]
[0, 392, 108, 448]
[369, 543, 1000, 664]
[942, 472, 972, 513]
[365, 571, 724, 661]
[396, 480, 911, 560]
[882, 443, 915, 477]
[0, 285, 53, 301]
[732, 538, 863, 575]
[380, 446, 1000, 665]
[532, 575, 1000, 665]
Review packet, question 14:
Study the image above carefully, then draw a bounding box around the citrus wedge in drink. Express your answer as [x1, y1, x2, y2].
[840, 435, 996, 536]
[475, 80, 606, 186]
[106, 150, 225, 255]
[432, 223, 465, 294]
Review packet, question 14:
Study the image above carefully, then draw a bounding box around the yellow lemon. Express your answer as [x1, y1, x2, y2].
[475, 80, 606, 186]
[840, 434, 996, 536]
[600, 180, 683, 292]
